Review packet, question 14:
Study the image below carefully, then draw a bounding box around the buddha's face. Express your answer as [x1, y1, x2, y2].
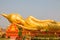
[9, 14, 22, 24]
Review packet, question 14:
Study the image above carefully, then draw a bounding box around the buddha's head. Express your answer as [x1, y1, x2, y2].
[1, 13, 25, 25]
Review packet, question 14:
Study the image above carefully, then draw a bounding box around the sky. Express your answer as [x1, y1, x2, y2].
[0, 0, 60, 28]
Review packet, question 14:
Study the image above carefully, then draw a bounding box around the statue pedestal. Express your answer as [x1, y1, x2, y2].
[10, 36, 16, 40]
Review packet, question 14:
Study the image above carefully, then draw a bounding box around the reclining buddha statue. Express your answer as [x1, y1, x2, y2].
[1, 13, 60, 32]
